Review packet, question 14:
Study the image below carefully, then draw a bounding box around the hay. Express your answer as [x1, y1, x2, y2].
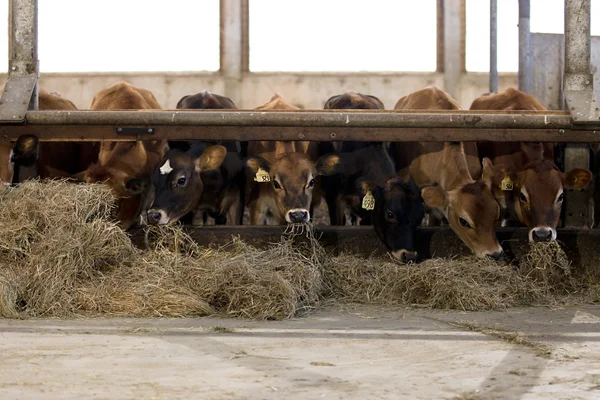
[518, 241, 572, 287]
[0, 181, 322, 319]
[0, 180, 598, 319]
[323, 255, 550, 310]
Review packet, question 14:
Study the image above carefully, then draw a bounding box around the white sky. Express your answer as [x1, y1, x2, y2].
[0, 0, 598, 73]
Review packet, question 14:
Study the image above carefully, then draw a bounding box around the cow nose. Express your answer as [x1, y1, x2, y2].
[487, 250, 505, 261]
[288, 210, 309, 223]
[147, 210, 162, 224]
[391, 249, 418, 263]
[532, 228, 553, 242]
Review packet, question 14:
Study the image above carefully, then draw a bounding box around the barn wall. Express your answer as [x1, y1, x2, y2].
[0, 72, 517, 111]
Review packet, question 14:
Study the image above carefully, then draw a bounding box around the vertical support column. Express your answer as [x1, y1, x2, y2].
[442, 0, 464, 97]
[563, 0, 593, 228]
[489, 0, 498, 93]
[220, 0, 247, 105]
[518, 0, 531, 93]
[8, 0, 38, 110]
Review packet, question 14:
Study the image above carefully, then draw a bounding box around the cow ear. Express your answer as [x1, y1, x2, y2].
[244, 155, 270, 175]
[316, 154, 342, 176]
[357, 180, 378, 196]
[13, 134, 38, 164]
[421, 185, 448, 209]
[563, 168, 593, 189]
[195, 145, 227, 173]
[125, 178, 148, 195]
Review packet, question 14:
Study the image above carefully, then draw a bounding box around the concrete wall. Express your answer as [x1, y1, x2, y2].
[0, 71, 518, 111]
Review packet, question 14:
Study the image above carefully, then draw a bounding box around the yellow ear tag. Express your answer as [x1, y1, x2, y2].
[500, 176, 513, 191]
[254, 168, 271, 183]
[362, 190, 375, 210]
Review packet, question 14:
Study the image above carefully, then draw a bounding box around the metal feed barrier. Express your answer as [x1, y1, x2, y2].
[0, 0, 599, 261]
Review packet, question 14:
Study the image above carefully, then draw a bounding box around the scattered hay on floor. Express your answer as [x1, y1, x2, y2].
[323, 255, 551, 310]
[0, 181, 323, 319]
[0, 180, 598, 319]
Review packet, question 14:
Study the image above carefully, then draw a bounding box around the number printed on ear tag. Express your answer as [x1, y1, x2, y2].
[362, 190, 375, 210]
[500, 176, 513, 191]
[254, 168, 271, 182]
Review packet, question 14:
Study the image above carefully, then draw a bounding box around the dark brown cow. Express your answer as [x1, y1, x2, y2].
[148, 89, 245, 226]
[0, 135, 38, 186]
[245, 94, 320, 224]
[80, 82, 168, 230]
[391, 86, 503, 259]
[321, 91, 386, 225]
[36, 90, 99, 179]
[470, 88, 592, 242]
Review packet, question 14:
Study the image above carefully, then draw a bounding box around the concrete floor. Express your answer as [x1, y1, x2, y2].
[1, 305, 599, 400]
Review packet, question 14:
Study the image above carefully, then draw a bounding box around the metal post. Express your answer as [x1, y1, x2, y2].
[0, 0, 39, 122]
[489, 0, 498, 93]
[563, 0, 595, 229]
[443, 0, 462, 97]
[518, 0, 531, 93]
[220, 0, 246, 105]
[563, 0, 598, 122]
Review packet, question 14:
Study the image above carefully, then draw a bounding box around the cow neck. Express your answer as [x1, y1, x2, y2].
[440, 142, 475, 191]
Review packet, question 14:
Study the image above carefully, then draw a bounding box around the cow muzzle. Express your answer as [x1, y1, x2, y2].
[391, 249, 418, 263]
[530, 227, 556, 242]
[285, 208, 310, 224]
[147, 209, 170, 225]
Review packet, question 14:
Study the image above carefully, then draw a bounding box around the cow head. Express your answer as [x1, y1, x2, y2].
[421, 159, 503, 259]
[176, 89, 237, 109]
[146, 145, 227, 225]
[0, 135, 38, 185]
[371, 178, 425, 262]
[492, 159, 592, 242]
[324, 91, 385, 110]
[245, 153, 316, 224]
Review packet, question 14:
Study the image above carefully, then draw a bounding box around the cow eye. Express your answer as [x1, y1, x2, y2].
[9, 154, 15, 163]
[385, 210, 395, 221]
[307, 178, 315, 188]
[273, 180, 281, 190]
[557, 192, 564, 203]
[176, 177, 187, 186]
[519, 192, 527, 202]
[459, 217, 471, 228]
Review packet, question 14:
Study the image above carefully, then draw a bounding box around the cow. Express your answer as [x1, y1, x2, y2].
[144, 89, 246, 227]
[36, 90, 99, 179]
[317, 145, 425, 261]
[0, 135, 38, 186]
[244, 94, 320, 224]
[321, 91, 386, 225]
[79, 82, 168, 230]
[145, 143, 242, 225]
[470, 88, 592, 242]
[391, 86, 504, 259]
[173, 89, 239, 154]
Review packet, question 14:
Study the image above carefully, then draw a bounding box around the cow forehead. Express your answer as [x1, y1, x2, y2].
[453, 184, 498, 222]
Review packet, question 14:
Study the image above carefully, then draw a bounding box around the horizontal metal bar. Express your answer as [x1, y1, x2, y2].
[19, 110, 580, 130]
[2, 124, 599, 142]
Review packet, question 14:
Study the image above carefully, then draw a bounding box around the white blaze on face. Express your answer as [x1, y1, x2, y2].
[160, 159, 173, 175]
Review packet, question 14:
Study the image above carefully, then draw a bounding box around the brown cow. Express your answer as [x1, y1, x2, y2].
[36, 90, 99, 179]
[470, 88, 592, 242]
[391, 86, 503, 259]
[80, 82, 168, 230]
[244, 94, 320, 224]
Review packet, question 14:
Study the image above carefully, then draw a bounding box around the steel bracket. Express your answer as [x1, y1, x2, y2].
[0, 73, 37, 123]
